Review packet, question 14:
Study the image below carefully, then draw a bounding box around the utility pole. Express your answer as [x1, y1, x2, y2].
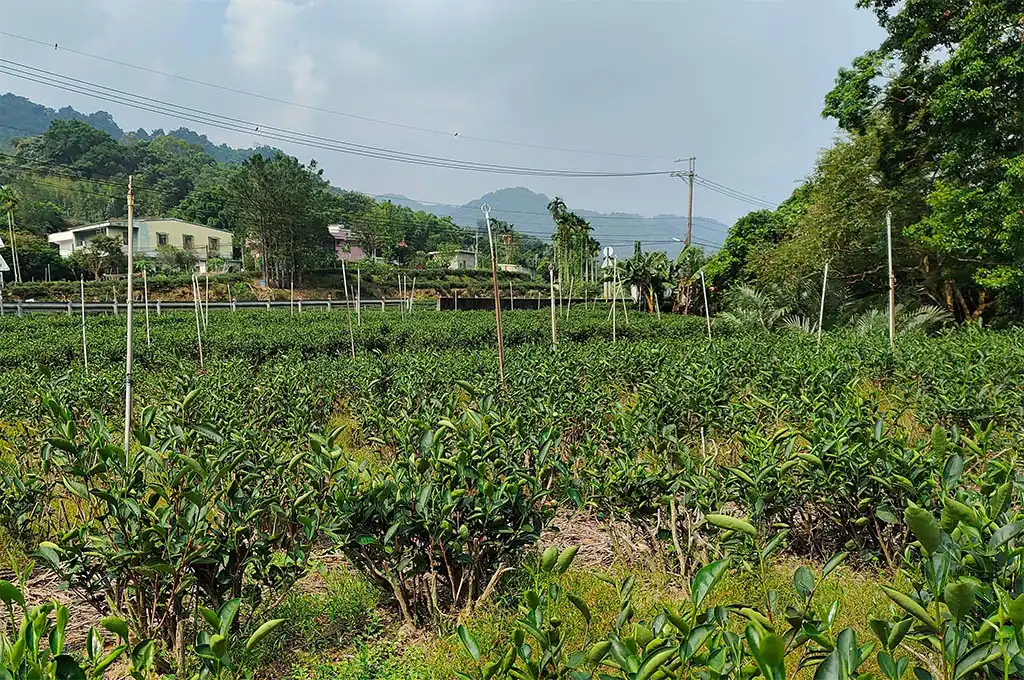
[123, 176, 135, 449]
[671, 157, 696, 246]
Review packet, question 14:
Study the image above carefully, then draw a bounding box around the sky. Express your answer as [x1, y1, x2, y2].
[0, 0, 884, 227]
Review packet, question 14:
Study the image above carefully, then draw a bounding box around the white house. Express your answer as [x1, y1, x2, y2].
[49, 218, 235, 265]
[428, 249, 477, 270]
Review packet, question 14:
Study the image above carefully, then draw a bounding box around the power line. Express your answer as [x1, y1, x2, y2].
[0, 30, 676, 162]
[0, 59, 673, 179]
[694, 175, 776, 209]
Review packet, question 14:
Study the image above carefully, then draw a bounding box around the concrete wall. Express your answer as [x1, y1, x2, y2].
[136, 219, 234, 259]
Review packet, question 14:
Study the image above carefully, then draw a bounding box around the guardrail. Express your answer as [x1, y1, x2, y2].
[0, 297, 615, 316]
[0, 298, 416, 316]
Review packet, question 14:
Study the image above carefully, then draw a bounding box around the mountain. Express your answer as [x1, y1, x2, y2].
[384, 187, 728, 258]
[0, 93, 276, 163]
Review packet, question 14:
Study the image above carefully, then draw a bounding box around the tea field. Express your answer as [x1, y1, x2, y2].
[0, 309, 1021, 679]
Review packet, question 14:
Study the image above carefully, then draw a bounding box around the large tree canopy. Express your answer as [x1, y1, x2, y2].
[822, 0, 1024, 316]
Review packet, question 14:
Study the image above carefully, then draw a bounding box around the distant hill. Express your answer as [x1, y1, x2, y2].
[383, 187, 728, 257]
[0, 93, 276, 164]
[2, 93, 728, 254]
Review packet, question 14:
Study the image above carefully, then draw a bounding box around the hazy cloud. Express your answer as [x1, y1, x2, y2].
[1, 0, 885, 228]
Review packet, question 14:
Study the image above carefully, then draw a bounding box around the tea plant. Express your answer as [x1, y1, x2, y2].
[1, 393, 331, 665]
[872, 455, 1023, 679]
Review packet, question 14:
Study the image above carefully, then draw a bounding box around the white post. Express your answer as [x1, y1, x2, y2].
[204, 272, 210, 329]
[356, 268, 361, 326]
[549, 264, 557, 347]
[143, 267, 151, 347]
[80, 276, 88, 371]
[886, 210, 895, 351]
[482, 204, 505, 383]
[192, 275, 204, 368]
[342, 259, 355, 358]
[7, 211, 21, 284]
[817, 262, 829, 346]
[510, 280, 514, 311]
[612, 260, 618, 343]
[700, 270, 711, 340]
[290, 273, 295, 316]
[409, 277, 417, 312]
[123, 177, 135, 449]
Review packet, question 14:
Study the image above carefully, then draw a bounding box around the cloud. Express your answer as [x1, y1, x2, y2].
[335, 40, 382, 78]
[287, 47, 324, 102]
[223, 0, 302, 69]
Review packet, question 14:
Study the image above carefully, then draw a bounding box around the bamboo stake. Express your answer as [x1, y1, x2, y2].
[356, 268, 361, 326]
[700, 270, 711, 340]
[203, 272, 210, 328]
[342, 260, 356, 359]
[817, 262, 829, 346]
[548, 264, 557, 347]
[192, 275, 204, 368]
[80, 276, 88, 371]
[886, 210, 896, 351]
[143, 268, 151, 347]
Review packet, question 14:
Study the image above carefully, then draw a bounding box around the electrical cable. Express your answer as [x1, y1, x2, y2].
[0, 29, 676, 161]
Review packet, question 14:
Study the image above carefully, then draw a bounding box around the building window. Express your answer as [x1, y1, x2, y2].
[122, 232, 128, 246]
[157, 233, 169, 246]
[183, 234, 194, 250]
[208, 237, 220, 256]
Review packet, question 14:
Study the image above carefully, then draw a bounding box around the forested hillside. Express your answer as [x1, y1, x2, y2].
[0, 118, 497, 283]
[0, 93, 277, 163]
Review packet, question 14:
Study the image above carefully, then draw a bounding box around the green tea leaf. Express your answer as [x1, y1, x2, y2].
[245, 619, 285, 651]
[705, 514, 756, 537]
[457, 624, 481, 662]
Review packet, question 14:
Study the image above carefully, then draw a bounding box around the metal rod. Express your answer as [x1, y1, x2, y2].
[482, 204, 505, 381]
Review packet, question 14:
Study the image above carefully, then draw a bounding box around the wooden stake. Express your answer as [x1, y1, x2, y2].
[356, 268, 361, 326]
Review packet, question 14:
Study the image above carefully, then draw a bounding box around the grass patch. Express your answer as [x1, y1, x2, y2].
[253, 564, 383, 675]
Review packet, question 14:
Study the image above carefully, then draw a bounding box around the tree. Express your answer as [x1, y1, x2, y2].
[227, 152, 333, 286]
[547, 197, 598, 281]
[823, 0, 1024, 319]
[0, 233, 71, 281]
[618, 241, 673, 313]
[68, 234, 126, 280]
[349, 201, 402, 263]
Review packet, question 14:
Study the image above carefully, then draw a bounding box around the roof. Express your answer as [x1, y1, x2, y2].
[49, 218, 234, 241]
[427, 249, 476, 256]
